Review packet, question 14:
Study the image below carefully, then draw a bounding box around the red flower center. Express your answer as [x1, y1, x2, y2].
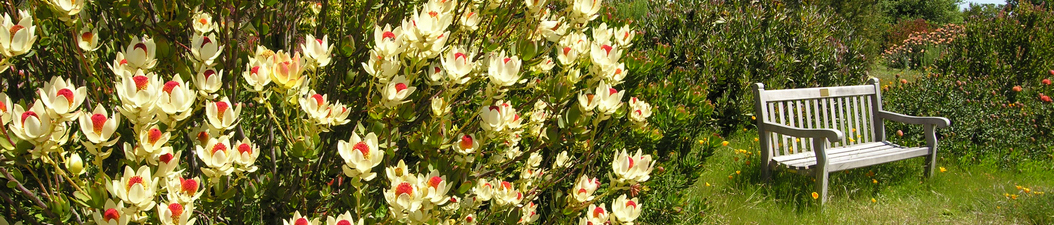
[250, 66, 261, 75]
[466, 215, 474, 222]
[395, 182, 414, 196]
[336, 220, 351, 225]
[57, 88, 75, 104]
[601, 45, 613, 55]
[428, 176, 443, 189]
[9, 25, 23, 35]
[295, 218, 309, 225]
[20, 111, 37, 124]
[180, 178, 198, 194]
[238, 143, 252, 154]
[626, 200, 637, 208]
[459, 135, 474, 150]
[134, 43, 149, 55]
[455, 52, 467, 60]
[311, 94, 325, 106]
[103, 208, 120, 222]
[126, 176, 144, 190]
[382, 31, 396, 41]
[353, 142, 370, 159]
[592, 206, 606, 218]
[586, 94, 595, 104]
[215, 101, 229, 118]
[501, 181, 513, 190]
[503, 58, 512, 64]
[81, 32, 94, 43]
[200, 36, 212, 48]
[428, 11, 438, 18]
[316, 39, 324, 45]
[91, 113, 107, 134]
[203, 70, 216, 80]
[168, 203, 184, 219]
[562, 47, 572, 55]
[433, 66, 441, 74]
[627, 156, 635, 168]
[199, 18, 208, 25]
[159, 153, 174, 164]
[162, 81, 180, 94]
[489, 105, 501, 112]
[211, 143, 228, 155]
[148, 128, 163, 145]
[0, 101, 6, 113]
[120, 59, 129, 66]
[196, 131, 210, 144]
[395, 83, 408, 92]
[133, 75, 150, 91]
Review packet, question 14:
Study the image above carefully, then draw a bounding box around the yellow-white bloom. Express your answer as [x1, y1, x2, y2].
[324, 103, 352, 126]
[0, 11, 37, 57]
[473, 178, 495, 201]
[594, 81, 624, 115]
[115, 70, 161, 125]
[191, 33, 223, 66]
[405, 3, 452, 44]
[570, 0, 602, 24]
[39, 76, 87, 120]
[325, 211, 362, 225]
[205, 97, 241, 131]
[460, 10, 481, 31]
[66, 152, 85, 176]
[611, 194, 641, 224]
[430, 96, 450, 117]
[157, 75, 197, 122]
[422, 170, 452, 205]
[579, 204, 610, 225]
[302, 34, 334, 67]
[77, 26, 101, 51]
[381, 75, 416, 108]
[384, 172, 425, 212]
[157, 201, 196, 225]
[10, 100, 53, 144]
[196, 135, 234, 178]
[425, 61, 446, 86]
[192, 66, 223, 97]
[614, 25, 635, 47]
[362, 52, 401, 82]
[233, 138, 260, 173]
[577, 91, 599, 114]
[0, 92, 11, 125]
[138, 125, 170, 156]
[270, 50, 307, 89]
[571, 175, 600, 203]
[536, 17, 565, 42]
[519, 201, 540, 224]
[299, 90, 331, 124]
[494, 180, 522, 206]
[108, 165, 158, 210]
[590, 41, 622, 67]
[284, 211, 320, 225]
[92, 199, 129, 225]
[441, 46, 474, 84]
[612, 148, 655, 183]
[373, 24, 404, 58]
[153, 150, 181, 178]
[386, 160, 413, 184]
[487, 51, 523, 87]
[48, 0, 84, 18]
[553, 151, 572, 169]
[534, 56, 556, 73]
[338, 132, 383, 181]
[166, 176, 203, 204]
[452, 133, 479, 155]
[480, 100, 518, 133]
[242, 60, 272, 92]
[191, 11, 215, 34]
[124, 35, 158, 71]
[628, 97, 651, 126]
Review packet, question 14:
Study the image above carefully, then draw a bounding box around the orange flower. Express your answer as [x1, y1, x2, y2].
[721, 141, 729, 147]
[872, 179, 878, 184]
[871, 198, 876, 203]
[939, 167, 947, 173]
[811, 192, 819, 199]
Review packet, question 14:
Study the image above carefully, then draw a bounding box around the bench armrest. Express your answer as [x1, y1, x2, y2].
[877, 111, 950, 128]
[761, 122, 844, 142]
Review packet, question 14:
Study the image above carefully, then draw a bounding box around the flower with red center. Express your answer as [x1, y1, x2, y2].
[594, 80, 624, 116]
[581, 204, 610, 225]
[612, 194, 642, 223]
[0, 10, 37, 57]
[92, 199, 128, 225]
[196, 135, 235, 178]
[453, 133, 479, 154]
[480, 100, 517, 132]
[242, 60, 272, 92]
[123, 35, 157, 70]
[461, 9, 481, 30]
[191, 33, 223, 66]
[384, 171, 424, 212]
[157, 201, 196, 225]
[206, 97, 241, 131]
[520, 201, 541, 224]
[612, 148, 656, 184]
[232, 138, 260, 173]
[38, 76, 87, 118]
[165, 176, 203, 204]
[108, 165, 157, 210]
[628, 96, 652, 126]
[284, 211, 319, 225]
[441, 47, 474, 84]
[423, 170, 451, 205]
[325, 211, 362, 225]
[77, 26, 100, 51]
[372, 24, 404, 57]
[381, 75, 416, 108]
[488, 51, 523, 87]
[193, 66, 224, 96]
[338, 132, 382, 181]
[137, 125, 170, 155]
[590, 40, 622, 67]
[115, 70, 161, 122]
[192, 11, 215, 33]
[302, 34, 334, 67]
[571, 175, 600, 203]
[78, 104, 120, 145]
[299, 90, 332, 124]
[9, 100, 53, 144]
[494, 180, 522, 206]
[157, 75, 196, 122]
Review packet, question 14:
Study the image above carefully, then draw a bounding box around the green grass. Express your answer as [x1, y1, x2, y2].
[674, 130, 1054, 224]
[870, 64, 925, 82]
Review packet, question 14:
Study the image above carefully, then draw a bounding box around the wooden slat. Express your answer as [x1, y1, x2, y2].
[804, 99, 814, 152]
[768, 102, 780, 157]
[863, 97, 874, 143]
[836, 98, 847, 146]
[850, 96, 861, 145]
[778, 101, 789, 156]
[772, 142, 888, 162]
[793, 101, 803, 153]
[828, 148, 929, 171]
[780, 142, 897, 165]
[775, 143, 929, 171]
[761, 85, 878, 101]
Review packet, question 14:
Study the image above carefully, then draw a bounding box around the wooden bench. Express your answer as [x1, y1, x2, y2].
[752, 78, 949, 204]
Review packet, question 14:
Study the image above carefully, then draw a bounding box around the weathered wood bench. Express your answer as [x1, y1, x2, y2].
[752, 78, 949, 204]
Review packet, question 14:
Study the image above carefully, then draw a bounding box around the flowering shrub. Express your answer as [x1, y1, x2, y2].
[881, 23, 964, 69]
[0, 0, 661, 224]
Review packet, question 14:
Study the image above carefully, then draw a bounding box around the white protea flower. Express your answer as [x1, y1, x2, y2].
[536, 17, 565, 42]
[595, 62, 628, 84]
[405, 3, 452, 44]
[48, 0, 84, 18]
[494, 180, 523, 206]
[384, 172, 425, 212]
[425, 61, 446, 86]
[124, 35, 158, 71]
[157, 75, 197, 122]
[302, 34, 334, 67]
[590, 41, 622, 67]
[431, 96, 450, 117]
[580, 204, 610, 225]
[9, 100, 53, 144]
[299, 90, 332, 124]
[571, 175, 600, 203]
[480, 101, 511, 132]
[338, 132, 383, 181]
[250, 45, 276, 64]
[325, 211, 362, 225]
[460, 10, 481, 31]
[76, 26, 101, 51]
[92, 199, 129, 225]
[137, 125, 170, 156]
[594, 81, 624, 115]
[441, 46, 474, 84]
[611, 194, 641, 224]
[284, 211, 320, 225]
[534, 56, 556, 73]
[205, 97, 241, 131]
[192, 11, 216, 34]
[380, 75, 416, 108]
[270, 50, 307, 89]
[242, 60, 272, 92]
[373, 24, 404, 58]
[452, 133, 479, 155]
[0, 11, 37, 57]
[157, 201, 196, 225]
[423, 170, 452, 205]
[196, 135, 235, 178]
[108, 165, 158, 210]
[66, 152, 85, 176]
[191, 33, 223, 66]
[115, 70, 161, 125]
[324, 103, 352, 126]
[577, 90, 599, 114]
[519, 201, 540, 224]
[612, 149, 655, 183]
[592, 23, 614, 45]
[628, 97, 652, 126]
[233, 138, 260, 173]
[153, 150, 181, 178]
[192, 66, 223, 97]
[487, 51, 523, 87]
[570, 0, 602, 24]
[166, 176, 204, 204]
[38, 76, 87, 120]
[553, 151, 572, 169]
[614, 25, 635, 47]
[463, 213, 478, 225]
[473, 178, 495, 201]
[386, 160, 413, 184]
[0, 92, 11, 125]
[362, 52, 401, 82]
[109, 52, 133, 76]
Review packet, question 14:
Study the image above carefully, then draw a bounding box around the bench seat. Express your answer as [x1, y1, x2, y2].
[772, 141, 928, 172]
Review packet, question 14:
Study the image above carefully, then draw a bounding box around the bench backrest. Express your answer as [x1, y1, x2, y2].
[753, 78, 886, 157]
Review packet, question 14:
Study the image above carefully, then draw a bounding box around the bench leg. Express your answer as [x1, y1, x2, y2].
[923, 124, 938, 177]
[815, 167, 829, 205]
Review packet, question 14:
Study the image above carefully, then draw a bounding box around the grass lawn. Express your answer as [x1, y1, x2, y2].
[673, 130, 1054, 224]
[870, 64, 925, 82]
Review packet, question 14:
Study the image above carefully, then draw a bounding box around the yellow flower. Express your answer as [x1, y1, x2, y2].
[728, 175, 733, 180]
[871, 198, 876, 203]
[697, 140, 704, 145]
[705, 182, 711, 187]
[811, 192, 819, 199]
[721, 141, 729, 146]
[751, 116, 756, 120]
[1016, 185, 1023, 190]
[939, 167, 947, 173]
[1010, 194, 1018, 200]
[735, 171, 741, 175]
[872, 179, 878, 184]
[1024, 188, 1031, 194]
[754, 138, 759, 142]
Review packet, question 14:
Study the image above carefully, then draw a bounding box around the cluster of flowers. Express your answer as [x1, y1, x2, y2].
[881, 23, 965, 60]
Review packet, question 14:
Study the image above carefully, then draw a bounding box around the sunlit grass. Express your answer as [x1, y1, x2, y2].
[676, 130, 1054, 224]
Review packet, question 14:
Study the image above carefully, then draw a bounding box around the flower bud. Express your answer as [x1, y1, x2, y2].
[67, 153, 85, 176]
